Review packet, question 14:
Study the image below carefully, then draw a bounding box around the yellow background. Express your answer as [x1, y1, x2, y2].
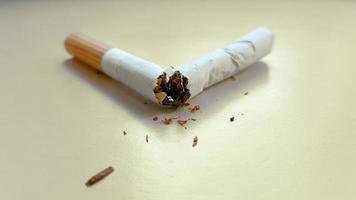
[0, 0, 355, 199]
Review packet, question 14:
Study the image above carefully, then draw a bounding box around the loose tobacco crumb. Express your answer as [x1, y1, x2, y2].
[189, 105, 200, 113]
[85, 166, 114, 187]
[163, 118, 173, 125]
[230, 75, 236, 80]
[192, 136, 198, 147]
[152, 116, 158, 121]
[143, 101, 148, 105]
[190, 118, 197, 121]
[177, 119, 188, 126]
[123, 131, 127, 136]
[244, 92, 248, 96]
[230, 117, 235, 122]
[146, 134, 149, 143]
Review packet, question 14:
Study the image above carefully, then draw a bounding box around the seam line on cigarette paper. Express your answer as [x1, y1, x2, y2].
[236, 40, 256, 56]
[223, 40, 256, 69]
[223, 49, 241, 69]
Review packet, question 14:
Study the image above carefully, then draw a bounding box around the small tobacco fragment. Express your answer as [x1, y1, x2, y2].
[146, 134, 149, 143]
[192, 136, 198, 147]
[123, 131, 127, 135]
[244, 92, 248, 95]
[85, 166, 114, 187]
[190, 118, 197, 121]
[96, 70, 103, 75]
[143, 101, 148, 105]
[230, 117, 235, 122]
[230, 75, 236, 80]
[177, 119, 188, 126]
[152, 116, 158, 121]
[184, 102, 190, 106]
[189, 105, 200, 113]
[163, 118, 173, 125]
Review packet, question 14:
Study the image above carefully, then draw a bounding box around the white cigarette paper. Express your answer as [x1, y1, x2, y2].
[174, 27, 274, 97]
[101, 27, 274, 106]
[101, 49, 162, 103]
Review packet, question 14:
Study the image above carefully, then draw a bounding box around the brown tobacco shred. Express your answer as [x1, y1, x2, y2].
[143, 101, 148, 104]
[189, 105, 200, 113]
[96, 70, 103, 75]
[85, 166, 114, 187]
[192, 136, 198, 147]
[230, 75, 236, 80]
[153, 71, 191, 107]
[230, 117, 235, 122]
[123, 131, 127, 135]
[177, 119, 188, 126]
[190, 118, 197, 121]
[184, 102, 190, 106]
[244, 92, 248, 95]
[163, 118, 173, 125]
[152, 116, 158, 121]
[146, 134, 149, 143]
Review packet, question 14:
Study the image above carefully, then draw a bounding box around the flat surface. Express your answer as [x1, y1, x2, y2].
[1, 0, 355, 199]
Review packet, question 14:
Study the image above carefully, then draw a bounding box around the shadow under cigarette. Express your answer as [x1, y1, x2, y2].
[187, 61, 269, 124]
[63, 58, 173, 111]
[63, 58, 269, 133]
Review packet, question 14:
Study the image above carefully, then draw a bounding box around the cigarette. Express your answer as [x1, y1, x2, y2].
[65, 27, 274, 107]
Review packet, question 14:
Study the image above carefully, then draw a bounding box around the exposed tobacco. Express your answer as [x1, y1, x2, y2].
[244, 92, 248, 95]
[153, 71, 191, 107]
[123, 131, 127, 135]
[190, 118, 197, 121]
[230, 75, 236, 80]
[85, 166, 114, 187]
[152, 116, 158, 121]
[230, 117, 235, 122]
[146, 134, 149, 143]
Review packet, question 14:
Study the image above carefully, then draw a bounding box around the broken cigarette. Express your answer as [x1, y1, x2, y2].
[65, 27, 274, 107]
